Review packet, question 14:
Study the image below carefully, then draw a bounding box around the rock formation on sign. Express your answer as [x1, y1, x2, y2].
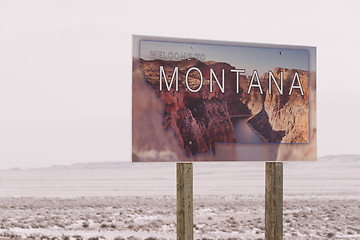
[140, 58, 309, 157]
[140, 59, 239, 156]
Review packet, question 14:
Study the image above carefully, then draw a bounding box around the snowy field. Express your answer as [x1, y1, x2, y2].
[0, 155, 360, 239]
[0, 195, 360, 240]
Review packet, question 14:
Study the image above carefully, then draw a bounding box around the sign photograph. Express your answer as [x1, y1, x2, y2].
[132, 35, 316, 162]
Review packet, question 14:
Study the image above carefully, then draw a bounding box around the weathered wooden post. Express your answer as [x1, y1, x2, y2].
[265, 162, 283, 240]
[177, 163, 193, 240]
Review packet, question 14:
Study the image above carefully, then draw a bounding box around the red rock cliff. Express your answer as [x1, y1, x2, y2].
[140, 59, 240, 156]
[140, 58, 309, 157]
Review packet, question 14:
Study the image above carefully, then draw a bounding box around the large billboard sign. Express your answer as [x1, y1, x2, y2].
[132, 35, 316, 162]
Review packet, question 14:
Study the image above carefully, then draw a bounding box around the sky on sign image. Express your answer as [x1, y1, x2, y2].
[0, 0, 360, 168]
[140, 40, 310, 76]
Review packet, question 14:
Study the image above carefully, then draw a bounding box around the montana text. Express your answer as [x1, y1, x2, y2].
[159, 66, 304, 95]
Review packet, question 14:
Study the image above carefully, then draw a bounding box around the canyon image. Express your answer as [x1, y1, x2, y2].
[138, 58, 309, 157]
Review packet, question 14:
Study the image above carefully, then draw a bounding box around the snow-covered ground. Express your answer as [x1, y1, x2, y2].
[0, 195, 359, 239]
[0, 155, 360, 239]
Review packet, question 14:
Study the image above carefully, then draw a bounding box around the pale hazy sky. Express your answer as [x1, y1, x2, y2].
[0, 0, 359, 168]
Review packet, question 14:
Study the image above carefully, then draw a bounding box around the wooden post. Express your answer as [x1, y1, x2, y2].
[177, 163, 193, 240]
[265, 162, 283, 240]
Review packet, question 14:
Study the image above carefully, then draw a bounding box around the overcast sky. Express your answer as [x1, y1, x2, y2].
[0, 0, 359, 168]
